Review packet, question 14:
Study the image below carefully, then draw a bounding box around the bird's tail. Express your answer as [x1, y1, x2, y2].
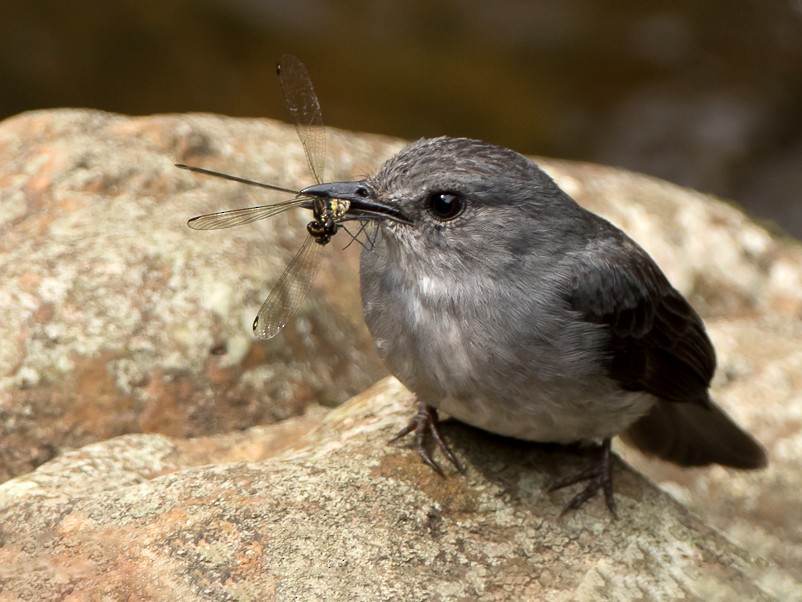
[621, 399, 767, 469]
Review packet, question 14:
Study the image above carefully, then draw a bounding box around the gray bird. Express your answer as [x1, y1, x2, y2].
[302, 136, 767, 515]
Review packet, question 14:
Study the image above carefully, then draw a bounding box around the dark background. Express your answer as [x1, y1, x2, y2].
[3, 0, 802, 237]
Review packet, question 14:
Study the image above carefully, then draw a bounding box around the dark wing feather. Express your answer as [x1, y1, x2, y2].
[569, 233, 715, 405]
[568, 226, 767, 469]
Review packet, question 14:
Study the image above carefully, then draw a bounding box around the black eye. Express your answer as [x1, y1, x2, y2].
[427, 192, 464, 220]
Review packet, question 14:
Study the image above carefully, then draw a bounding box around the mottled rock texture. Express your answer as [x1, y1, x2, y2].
[0, 377, 796, 601]
[0, 109, 390, 483]
[0, 110, 800, 600]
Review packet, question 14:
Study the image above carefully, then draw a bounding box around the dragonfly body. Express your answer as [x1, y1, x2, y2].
[181, 55, 341, 339]
[307, 198, 350, 245]
[181, 55, 406, 338]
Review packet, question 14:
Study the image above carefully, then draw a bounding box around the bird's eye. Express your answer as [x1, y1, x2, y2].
[426, 192, 464, 220]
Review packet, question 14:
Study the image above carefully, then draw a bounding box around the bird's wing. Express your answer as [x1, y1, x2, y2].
[568, 234, 715, 405]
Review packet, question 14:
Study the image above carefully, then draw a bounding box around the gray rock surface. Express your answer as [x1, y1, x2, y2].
[1, 110, 800, 599]
[0, 377, 796, 601]
[0, 109, 389, 482]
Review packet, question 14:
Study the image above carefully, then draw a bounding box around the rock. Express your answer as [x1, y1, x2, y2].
[0, 109, 390, 482]
[1, 109, 800, 599]
[0, 377, 797, 601]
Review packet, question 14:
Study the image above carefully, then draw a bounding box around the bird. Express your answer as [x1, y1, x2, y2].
[300, 136, 768, 516]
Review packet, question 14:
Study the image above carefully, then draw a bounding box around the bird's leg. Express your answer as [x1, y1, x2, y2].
[389, 400, 462, 476]
[548, 438, 618, 517]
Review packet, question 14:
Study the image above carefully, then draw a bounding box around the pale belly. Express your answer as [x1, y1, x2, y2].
[434, 388, 656, 444]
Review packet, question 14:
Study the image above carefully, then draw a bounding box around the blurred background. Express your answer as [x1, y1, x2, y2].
[2, 0, 802, 237]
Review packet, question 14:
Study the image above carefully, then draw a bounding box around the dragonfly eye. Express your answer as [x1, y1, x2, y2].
[307, 219, 337, 240]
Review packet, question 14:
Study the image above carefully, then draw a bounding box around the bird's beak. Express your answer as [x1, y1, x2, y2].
[300, 181, 410, 224]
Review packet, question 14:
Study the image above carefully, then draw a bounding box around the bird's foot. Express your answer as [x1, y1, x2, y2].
[549, 438, 617, 517]
[390, 400, 462, 476]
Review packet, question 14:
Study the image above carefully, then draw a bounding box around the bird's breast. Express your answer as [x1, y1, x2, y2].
[359, 232, 655, 442]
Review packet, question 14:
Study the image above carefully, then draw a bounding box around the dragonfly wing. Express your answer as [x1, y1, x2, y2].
[187, 198, 310, 230]
[252, 235, 324, 339]
[277, 54, 326, 184]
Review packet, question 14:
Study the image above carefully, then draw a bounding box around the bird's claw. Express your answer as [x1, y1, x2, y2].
[390, 401, 462, 476]
[548, 438, 618, 517]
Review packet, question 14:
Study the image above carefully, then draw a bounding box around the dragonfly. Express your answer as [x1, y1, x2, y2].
[179, 54, 359, 339]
